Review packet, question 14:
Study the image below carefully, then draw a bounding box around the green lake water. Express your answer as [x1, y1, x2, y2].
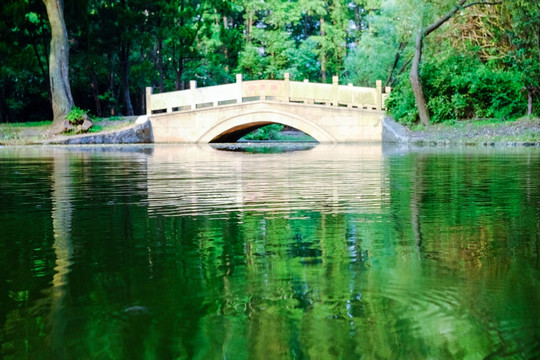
[0, 144, 539, 359]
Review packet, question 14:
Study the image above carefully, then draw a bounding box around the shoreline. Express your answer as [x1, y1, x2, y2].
[382, 116, 540, 147]
[1, 116, 539, 147]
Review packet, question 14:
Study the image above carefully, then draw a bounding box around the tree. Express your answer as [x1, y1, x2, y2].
[502, 0, 540, 115]
[42, 0, 74, 133]
[410, 0, 501, 126]
[0, 0, 52, 123]
[343, 1, 411, 87]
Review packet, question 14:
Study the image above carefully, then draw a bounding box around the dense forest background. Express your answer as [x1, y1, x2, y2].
[0, 0, 538, 124]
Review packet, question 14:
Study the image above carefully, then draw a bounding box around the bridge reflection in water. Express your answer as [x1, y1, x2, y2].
[3, 145, 539, 358]
[146, 144, 386, 217]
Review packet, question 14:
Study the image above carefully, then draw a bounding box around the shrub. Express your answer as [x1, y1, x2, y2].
[243, 124, 285, 140]
[386, 74, 418, 125]
[66, 107, 88, 126]
[386, 51, 527, 124]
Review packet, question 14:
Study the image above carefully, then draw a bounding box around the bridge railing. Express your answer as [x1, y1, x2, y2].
[146, 74, 391, 115]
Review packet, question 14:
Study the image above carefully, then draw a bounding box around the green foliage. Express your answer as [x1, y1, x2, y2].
[343, 22, 399, 87]
[386, 75, 418, 125]
[387, 42, 529, 124]
[108, 115, 124, 122]
[237, 44, 265, 80]
[1, 0, 537, 126]
[284, 38, 320, 81]
[66, 107, 88, 126]
[421, 54, 524, 123]
[242, 124, 285, 140]
[87, 124, 103, 133]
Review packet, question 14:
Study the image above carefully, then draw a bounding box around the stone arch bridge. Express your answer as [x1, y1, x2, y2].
[146, 74, 391, 143]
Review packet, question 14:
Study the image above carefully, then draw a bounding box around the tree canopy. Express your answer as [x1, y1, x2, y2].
[0, 0, 538, 125]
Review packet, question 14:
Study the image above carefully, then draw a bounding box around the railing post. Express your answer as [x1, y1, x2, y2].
[236, 74, 243, 104]
[190, 80, 197, 110]
[303, 79, 312, 104]
[376, 80, 382, 110]
[332, 75, 339, 106]
[284, 72, 290, 102]
[347, 83, 353, 108]
[146, 87, 152, 115]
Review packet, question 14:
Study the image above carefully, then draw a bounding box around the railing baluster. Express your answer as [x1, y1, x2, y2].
[146, 75, 390, 115]
[190, 80, 197, 110]
[146, 87, 152, 115]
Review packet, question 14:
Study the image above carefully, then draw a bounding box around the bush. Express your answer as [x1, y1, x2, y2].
[66, 107, 88, 126]
[243, 124, 285, 140]
[386, 74, 418, 125]
[386, 52, 527, 124]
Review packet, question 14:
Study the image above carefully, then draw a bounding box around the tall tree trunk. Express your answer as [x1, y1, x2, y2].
[141, 88, 145, 115]
[157, 37, 165, 93]
[528, 90, 533, 116]
[26, 26, 50, 97]
[175, 58, 184, 91]
[410, 29, 431, 126]
[120, 42, 134, 116]
[246, 11, 253, 42]
[320, 17, 327, 83]
[108, 54, 116, 116]
[88, 68, 102, 117]
[42, 0, 74, 133]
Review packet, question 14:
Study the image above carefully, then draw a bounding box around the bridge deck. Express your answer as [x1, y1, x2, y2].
[146, 74, 391, 116]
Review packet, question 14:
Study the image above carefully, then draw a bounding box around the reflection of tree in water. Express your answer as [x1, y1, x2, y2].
[48, 152, 74, 360]
[2, 147, 540, 359]
[288, 233, 322, 265]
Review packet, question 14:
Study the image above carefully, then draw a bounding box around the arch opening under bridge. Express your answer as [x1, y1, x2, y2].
[199, 109, 333, 143]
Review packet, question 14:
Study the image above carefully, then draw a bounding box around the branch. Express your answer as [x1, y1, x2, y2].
[423, 0, 502, 37]
[462, 1, 502, 9]
[424, 0, 467, 37]
[391, 57, 413, 87]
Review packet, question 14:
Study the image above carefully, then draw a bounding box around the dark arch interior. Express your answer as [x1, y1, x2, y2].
[210, 122, 273, 143]
[209, 122, 316, 143]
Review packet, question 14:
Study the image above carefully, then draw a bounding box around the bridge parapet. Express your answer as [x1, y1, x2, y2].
[146, 74, 391, 115]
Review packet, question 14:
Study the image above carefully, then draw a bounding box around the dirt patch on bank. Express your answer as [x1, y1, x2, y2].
[0, 117, 137, 145]
[412, 118, 540, 142]
[385, 117, 540, 146]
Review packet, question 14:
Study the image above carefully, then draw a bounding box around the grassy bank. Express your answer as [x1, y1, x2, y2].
[0, 117, 135, 145]
[406, 117, 540, 145]
[0, 121, 52, 145]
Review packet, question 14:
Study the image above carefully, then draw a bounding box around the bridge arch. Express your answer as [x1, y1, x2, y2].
[197, 109, 337, 143]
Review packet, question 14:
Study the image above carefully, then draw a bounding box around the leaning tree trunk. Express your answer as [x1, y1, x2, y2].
[409, 0, 491, 126]
[410, 29, 431, 127]
[43, 0, 74, 133]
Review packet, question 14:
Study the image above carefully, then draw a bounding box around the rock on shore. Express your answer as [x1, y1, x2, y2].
[44, 117, 153, 145]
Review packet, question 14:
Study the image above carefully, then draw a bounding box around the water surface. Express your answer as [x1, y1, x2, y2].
[0, 144, 539, 359]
